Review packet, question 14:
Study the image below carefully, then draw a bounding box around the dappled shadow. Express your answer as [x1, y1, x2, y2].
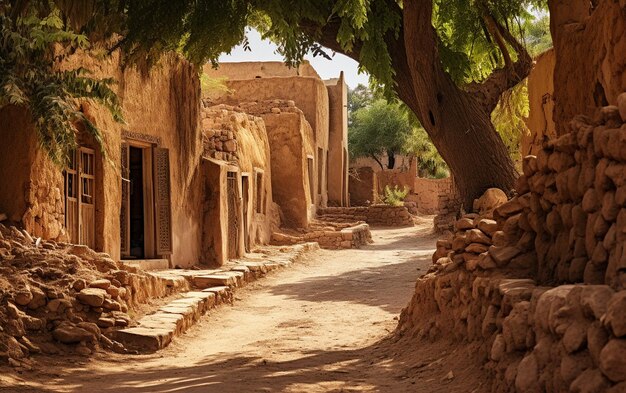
[267, 227, 436, 314]
[7, 333, 488, 393]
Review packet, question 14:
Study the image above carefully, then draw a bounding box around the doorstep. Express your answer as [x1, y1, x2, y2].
[120, 259, 170, 271]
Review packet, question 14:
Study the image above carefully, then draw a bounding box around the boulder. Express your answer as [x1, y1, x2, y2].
[473, 188, 508, 214]
[599, 339, 626, 382]
[52, 324, 96, 344]
[605, 292, 626, 337]
[76, 288, 107, 307]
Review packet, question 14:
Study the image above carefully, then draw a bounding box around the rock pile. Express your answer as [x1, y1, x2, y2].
[399, 96, 626, 392]
[0, 223, 182, 369]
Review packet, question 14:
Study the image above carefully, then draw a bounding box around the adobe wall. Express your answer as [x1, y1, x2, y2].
[203, 60, 321, 80]
[0, 107, 66, 241]
[0, 51, 203, 267]
[208, 76, 330, 206]
[200, 158, 234, 265]
[549, 0, 626, 135]
[68, 52, 203, 267]
[349, 167, 378, 206]
[234, 102, 315, 228]
[399, 102, 626, 392]
[412, 177, 458, 215]
[325, 73, 349, 206]
[523, 49, 557, 156]
[200, 104, 275, 261]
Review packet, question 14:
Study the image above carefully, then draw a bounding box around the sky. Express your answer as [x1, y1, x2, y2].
[218, 29, 369, 88]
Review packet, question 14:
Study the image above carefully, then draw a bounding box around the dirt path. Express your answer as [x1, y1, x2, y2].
[3, 220, 486, 392]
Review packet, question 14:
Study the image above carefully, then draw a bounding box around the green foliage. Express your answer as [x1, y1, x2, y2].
[382, 185, 409, 207]
[200, 75, 232, 101]
[0, 3, 123, 166]
[403, 127, 450, 179]
[492, 81, 530, 166]
[348, 88, 449, 178]
[348, 99, 412, 165]
[434, 0, 548, 84]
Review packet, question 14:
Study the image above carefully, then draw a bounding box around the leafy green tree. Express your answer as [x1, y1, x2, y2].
[30, 0, 548, 206]
[404, 126, 450, 179]
[349, 99, 411, 170]
[347, 83, 373, 125]
[0, 2, 122, 166]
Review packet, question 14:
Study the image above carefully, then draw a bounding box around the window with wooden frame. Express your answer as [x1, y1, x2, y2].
[63, 147, 96, 248]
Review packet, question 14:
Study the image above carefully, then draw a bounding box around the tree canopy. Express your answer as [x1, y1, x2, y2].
[4, 0, 551, 205]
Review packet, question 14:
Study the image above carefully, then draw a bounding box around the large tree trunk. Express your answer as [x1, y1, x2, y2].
[395, 0, 519, 208]
[307, 0, 529, 208]
[386, 150, 396, 169]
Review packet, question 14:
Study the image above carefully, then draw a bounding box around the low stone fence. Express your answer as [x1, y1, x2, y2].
[271, 223, 372, 249]
[399, 100, 626, 392]
[317, 205, 414, 227]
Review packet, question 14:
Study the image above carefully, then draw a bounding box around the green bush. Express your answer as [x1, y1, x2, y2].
[383, 185, 409, 206]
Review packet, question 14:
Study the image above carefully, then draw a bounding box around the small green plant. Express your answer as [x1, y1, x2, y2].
[383, 185, 409, 206]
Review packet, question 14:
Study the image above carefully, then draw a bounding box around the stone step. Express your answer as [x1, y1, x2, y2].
[110, 242, 319, 353]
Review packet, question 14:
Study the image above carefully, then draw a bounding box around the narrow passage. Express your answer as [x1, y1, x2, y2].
[7, 222, 484, 393]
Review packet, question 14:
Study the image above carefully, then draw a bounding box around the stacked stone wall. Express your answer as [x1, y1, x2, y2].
[399, 98, 626, 392]
[317, 205, 413, 227]
[272, 223, 372, 250]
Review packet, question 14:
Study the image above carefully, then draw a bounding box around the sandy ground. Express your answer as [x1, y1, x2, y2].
[1, 220, 487, 392]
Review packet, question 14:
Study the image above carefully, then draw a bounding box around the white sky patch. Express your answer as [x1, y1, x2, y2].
[218, 29, 370, 88]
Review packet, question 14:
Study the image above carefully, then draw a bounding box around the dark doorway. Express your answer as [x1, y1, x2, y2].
[242, 175, 250, 252]
[227, 172, 240, 259]
[129, 147, 145, 258]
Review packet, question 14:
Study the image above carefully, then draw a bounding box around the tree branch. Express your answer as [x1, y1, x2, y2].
[463, 14, 532, 114]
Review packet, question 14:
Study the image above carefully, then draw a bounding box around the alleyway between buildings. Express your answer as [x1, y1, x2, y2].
[4, 219, 486, 393]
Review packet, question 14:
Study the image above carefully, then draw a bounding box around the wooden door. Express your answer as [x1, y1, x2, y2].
[64, 152, 79, 243]
[227, 172, 239, 259]
[241, 175, 250, 252]
[153, 148, 173, 256]
[64, 148, 95, 248]
[78, 148, 96, 248]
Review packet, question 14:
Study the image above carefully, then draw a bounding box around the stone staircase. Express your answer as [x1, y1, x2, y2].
[110, 243, 318, 352]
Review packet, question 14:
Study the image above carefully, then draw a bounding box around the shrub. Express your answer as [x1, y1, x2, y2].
[383, 185, 409, 206]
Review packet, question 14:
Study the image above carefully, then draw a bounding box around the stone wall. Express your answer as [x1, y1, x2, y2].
[399, 100, 626, 391]
[272, 223, 372, 250]
[317, 206, 413, 227]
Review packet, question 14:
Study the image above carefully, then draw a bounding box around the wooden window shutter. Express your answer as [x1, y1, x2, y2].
[153, 147, 173, 255]
[120, 143, 130, 256]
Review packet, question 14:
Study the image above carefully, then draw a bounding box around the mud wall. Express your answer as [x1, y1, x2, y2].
[210, 76, 330, 206]
[400, 102, 626, 391]
[201, 104, 275, 255]
[523, 49, 557, 156]
[0, 107, 66, 241]
[349, 167, 378, 206]
[0, 51, 203, 267]
[262, 111, 315, 228]
[549, 0, 626, 134]
[325, 74, 349, 207]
